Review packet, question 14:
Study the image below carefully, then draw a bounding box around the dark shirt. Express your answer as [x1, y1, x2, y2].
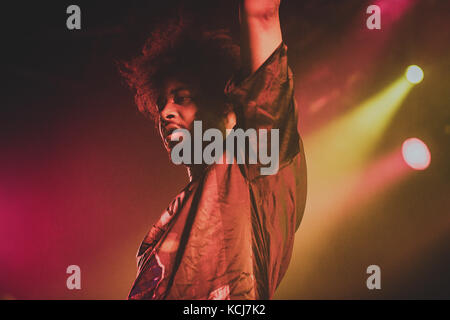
[128, 43, 307, 299]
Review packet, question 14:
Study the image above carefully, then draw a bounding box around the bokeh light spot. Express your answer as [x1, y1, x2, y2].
[402, 138, 431, 170]
[405, 65, 424, 84]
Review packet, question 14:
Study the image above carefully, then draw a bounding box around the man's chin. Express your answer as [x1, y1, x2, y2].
[165, 140, 177, 152]
[165, 144, 178, 162]
[165, 144, 173, 156]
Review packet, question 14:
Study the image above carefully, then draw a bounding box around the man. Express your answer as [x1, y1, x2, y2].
[122, 0, 307, 299]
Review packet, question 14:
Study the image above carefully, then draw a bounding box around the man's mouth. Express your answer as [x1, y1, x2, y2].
[164, 124, 184, 143]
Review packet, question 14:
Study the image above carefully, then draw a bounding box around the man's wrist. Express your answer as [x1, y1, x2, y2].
[241, 0, 280, 19]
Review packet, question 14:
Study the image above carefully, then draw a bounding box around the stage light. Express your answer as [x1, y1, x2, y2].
[405, 65, 424, 84]
[306, 76, 414, 180]
[402, 138, 431, 170]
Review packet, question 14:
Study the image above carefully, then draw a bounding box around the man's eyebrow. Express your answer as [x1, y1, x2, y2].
[156, 86, 191, 111]
[170, 87, 191, 95]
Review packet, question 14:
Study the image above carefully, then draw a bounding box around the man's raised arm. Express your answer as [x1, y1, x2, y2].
[239, 0, 282, 75]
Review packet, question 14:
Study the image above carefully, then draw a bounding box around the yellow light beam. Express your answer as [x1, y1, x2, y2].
[306, 76, 414, 181]
[274, 75, 417, 298]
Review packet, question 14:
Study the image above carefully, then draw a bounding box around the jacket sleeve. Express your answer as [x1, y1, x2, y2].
[224, 42, 301, 172]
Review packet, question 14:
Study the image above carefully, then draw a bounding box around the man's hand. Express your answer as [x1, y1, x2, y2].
[240, 0, 282, 75]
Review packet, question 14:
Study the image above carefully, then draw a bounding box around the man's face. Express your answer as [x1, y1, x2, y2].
[157, 78, 236, 160]
[157, 79, 199, 153]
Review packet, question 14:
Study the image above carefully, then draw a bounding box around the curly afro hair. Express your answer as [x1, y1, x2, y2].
[120, 18, 240, 122]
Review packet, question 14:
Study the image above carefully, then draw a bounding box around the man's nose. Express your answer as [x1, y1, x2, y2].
[160, 101, 178, 121]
